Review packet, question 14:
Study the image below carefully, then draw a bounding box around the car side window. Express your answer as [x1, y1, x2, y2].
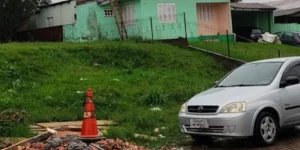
[252, 29, 262, 34]
[283, 32, 293, 40]
[285, 65, 300, 80]
[275, 32, 283, 37]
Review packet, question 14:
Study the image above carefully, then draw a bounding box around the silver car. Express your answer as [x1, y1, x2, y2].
[179, 57, 300, 145]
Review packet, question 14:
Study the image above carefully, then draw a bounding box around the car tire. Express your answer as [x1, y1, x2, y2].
[191, 135, 213, 144]
[253, 111, 279, 146]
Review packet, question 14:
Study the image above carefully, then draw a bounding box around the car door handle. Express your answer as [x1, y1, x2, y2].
[285, 104, 290, 107]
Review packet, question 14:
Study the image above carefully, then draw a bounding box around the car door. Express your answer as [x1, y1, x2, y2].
[292, 33, 300, 46]
[280, 63, 300, 125]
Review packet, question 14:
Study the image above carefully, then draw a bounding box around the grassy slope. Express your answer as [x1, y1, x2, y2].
[0, 42, 228, 147]
[190, 42, 300, 62]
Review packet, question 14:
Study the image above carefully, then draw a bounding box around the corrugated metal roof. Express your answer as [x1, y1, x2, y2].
[266, 0, 300, 10]
[274, 8, 300, 16]
[77, 0, 95, 5]
[40, 0, 72, 8]
[231, 3, 276, 10]
[97, 0, 115, 5]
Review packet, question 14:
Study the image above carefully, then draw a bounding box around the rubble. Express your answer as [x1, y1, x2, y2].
[12, 133, 149, 150]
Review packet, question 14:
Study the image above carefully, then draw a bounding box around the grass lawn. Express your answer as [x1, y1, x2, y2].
[0, 41, 228, 148]
[190, 42, 300, 62]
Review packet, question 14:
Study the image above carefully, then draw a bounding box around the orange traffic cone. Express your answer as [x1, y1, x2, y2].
[80, 88, 99, 139]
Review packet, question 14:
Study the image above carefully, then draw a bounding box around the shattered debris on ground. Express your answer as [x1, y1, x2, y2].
[14, 132, 149, 150]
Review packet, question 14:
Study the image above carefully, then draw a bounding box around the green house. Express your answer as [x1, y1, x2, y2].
[63, 0, 233, 42]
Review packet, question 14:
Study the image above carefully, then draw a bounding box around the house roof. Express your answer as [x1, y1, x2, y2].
[266, 0, 300, 10]
[96, 0, 113, 5]
[231, 3, 276, 11]
[274, 8, 300, 17]
[77, 0, 95, 5]
[40, 0, 72, 8]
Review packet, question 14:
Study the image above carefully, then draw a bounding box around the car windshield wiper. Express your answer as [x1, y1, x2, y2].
[217, 84, 260, 87]
[229, 84, 259, 87]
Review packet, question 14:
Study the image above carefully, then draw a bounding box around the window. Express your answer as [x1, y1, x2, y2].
[252, 29, 262, 34]
[158, 3, 176, 23]
[121, 5, 135, 25]
[47, 17, 54, 27]
[217, 62, 283, 87]
[283, 32, 293, 40]
[286, 65, 300, 79]
[275, 32, 283, 38]
[104, 9, 114, 16]
[198, 5, 214, 21]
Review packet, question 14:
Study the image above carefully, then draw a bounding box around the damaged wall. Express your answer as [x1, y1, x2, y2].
[63, 0, 142, 42]
[63, 2, 104, 42]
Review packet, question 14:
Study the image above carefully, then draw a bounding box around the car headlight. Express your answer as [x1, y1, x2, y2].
[220, 102, 247, 113]
[179, 103, 187, 113]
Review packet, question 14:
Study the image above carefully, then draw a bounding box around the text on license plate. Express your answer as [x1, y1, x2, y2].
[190, 119, 209, 128]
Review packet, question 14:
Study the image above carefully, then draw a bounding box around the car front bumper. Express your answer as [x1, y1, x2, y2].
[178, 110, 255, 137]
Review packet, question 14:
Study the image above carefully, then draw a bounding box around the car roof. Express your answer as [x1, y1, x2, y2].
[249, 57, 300, 63]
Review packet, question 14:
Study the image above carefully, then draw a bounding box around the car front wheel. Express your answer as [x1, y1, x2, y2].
[253, 112, 278, 145]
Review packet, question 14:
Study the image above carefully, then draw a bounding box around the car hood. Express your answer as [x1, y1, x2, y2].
[188, 86, 270, 106]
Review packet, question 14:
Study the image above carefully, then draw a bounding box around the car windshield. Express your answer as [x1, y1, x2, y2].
[252, 29, 262, 34]
[217, 62, 283, 87]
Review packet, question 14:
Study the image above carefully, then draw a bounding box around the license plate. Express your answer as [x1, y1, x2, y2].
[190, 119, 209, 129]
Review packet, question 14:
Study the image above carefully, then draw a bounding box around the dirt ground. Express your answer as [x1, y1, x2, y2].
[176, 127, 300, 150]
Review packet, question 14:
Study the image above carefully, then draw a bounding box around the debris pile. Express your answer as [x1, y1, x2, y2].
[14, 134, 149, 150]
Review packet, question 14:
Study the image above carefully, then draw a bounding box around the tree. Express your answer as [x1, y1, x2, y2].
[0, 0, 51, 42]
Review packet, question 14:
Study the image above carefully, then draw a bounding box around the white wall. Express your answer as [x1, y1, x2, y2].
[28, 0, 76, 29]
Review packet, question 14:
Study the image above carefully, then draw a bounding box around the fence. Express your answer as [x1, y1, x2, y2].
[63, 12, 235, 43]
[65, 13, 189, 42]
[189, 32, 300, 62]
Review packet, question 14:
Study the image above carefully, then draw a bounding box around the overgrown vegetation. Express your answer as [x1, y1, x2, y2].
[0, 0, 51, 42]
[0, 41, 228, 147]
[190, 42, 300, 62]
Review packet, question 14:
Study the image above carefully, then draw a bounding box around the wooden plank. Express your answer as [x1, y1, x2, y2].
[30, 128, 47, 131]
[0, 138, 27, 145]
[2, 131, 52, 150]
[37, 120, 114, 128]
[66, 126, 109, 131]
[29, 125, 43, 129]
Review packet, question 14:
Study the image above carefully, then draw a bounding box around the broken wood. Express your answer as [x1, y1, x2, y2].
[30, 125, 109, 134]
[37, 120, 114, 128]
[90, 143, 105, 150]
[29, 125, 43, 129]
[2, 131, 52, 150]
[47, 128, 58, 134]
[66, 125, 109, 130]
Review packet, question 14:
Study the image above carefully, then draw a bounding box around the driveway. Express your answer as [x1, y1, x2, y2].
[178, 127, 300, 150]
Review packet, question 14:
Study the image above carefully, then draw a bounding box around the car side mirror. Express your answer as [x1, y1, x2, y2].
[281, 76, 300, 88]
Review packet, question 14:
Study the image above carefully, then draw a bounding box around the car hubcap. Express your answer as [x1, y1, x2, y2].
[260, 116, 276, 143]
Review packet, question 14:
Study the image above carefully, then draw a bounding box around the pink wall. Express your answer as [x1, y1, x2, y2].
[197, 3, 231, 36]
